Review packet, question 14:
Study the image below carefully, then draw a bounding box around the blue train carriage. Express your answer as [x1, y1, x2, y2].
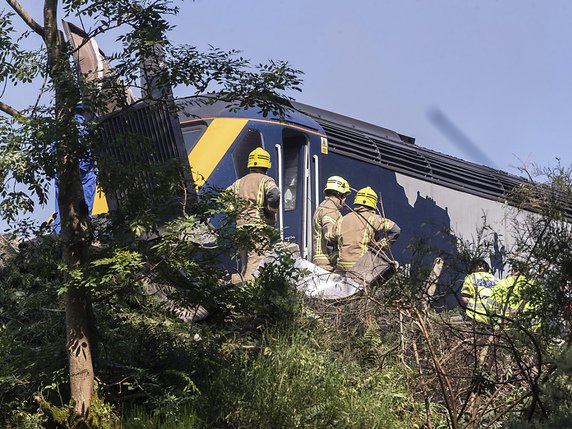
[174, 98, 526, 275]
[176, 98, 325, 260]
[64, 18, 526, 278]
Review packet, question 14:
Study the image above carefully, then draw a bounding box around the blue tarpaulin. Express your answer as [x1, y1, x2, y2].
[53, 109, 96, 233]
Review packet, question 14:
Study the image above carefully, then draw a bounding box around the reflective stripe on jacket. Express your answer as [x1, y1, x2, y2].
[228, 172, 280, 226]
[312, 197, 343, 267]
[461, 272, 496, 323]
[334, 206, 400, 270]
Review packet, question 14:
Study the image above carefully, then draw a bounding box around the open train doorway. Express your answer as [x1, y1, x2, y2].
[276, 129, 311, 257]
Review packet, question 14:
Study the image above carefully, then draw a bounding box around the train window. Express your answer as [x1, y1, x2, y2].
[232, 128, 263, 178]
[282, 144, 299, 211]
[282, 129, 307, 212]
[181, 123, 207, 155]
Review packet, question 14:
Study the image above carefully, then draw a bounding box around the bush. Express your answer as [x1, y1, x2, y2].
[225, 327, 423, 429]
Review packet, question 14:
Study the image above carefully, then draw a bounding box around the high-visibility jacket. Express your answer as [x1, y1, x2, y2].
[312, 197, 343, 270]
[461, 272, 497, 324]
[334, 206, 400, 271]
[487, 275, 541, 330]
[228, 172, 280, 227]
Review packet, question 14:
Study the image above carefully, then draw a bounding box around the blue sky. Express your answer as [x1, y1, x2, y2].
[1, 0, 571, 225]
[172, 0, 570, 173]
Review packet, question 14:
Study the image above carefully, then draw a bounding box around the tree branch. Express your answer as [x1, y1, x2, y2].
[5, 0, 45, 37]
[413, 307, 459, 429]
[0, 100, 24, 119]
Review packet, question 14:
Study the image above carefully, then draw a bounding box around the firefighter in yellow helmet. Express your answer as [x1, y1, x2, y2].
[228, 147, 281, 281]
[312, 176, 351, 271]
[334, 186, 400, 272]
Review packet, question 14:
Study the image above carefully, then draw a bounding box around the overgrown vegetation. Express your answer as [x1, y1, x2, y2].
[0, 191, 432, 428]
[0, 0, 302, 420]
[1, 167, 571, 429]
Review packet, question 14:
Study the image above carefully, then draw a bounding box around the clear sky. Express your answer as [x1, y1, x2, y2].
[168, 0, 571, 173]
[1, 0, 571, 225]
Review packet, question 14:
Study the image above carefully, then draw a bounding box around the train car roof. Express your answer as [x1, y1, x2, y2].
[289, 100, 528, 204]
[176, 96, 323, 133]
[175, 96, 570, 216]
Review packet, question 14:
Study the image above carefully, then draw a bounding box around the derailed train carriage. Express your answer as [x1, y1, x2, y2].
[92, 95, 527, 290]
[64, 20, 532, 298]
[175, 98, 523, 271]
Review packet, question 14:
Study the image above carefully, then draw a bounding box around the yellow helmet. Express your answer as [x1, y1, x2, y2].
[324, 176, 350, 195]
[354, 186, 377, 209]
[247, 147, 271, 169]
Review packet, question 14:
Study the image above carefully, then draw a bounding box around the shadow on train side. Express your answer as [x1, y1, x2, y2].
[490, 232, 507, 278]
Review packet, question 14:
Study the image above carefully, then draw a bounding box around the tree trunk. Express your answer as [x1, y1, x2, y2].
[44, 0, 95, 416]
[59, 158, 94, 415]
[64, 285, 94, 415]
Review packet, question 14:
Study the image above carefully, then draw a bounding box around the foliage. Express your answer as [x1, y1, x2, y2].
[1, 0, 303, 420]
[122, 407, 201, 429]
[3, 160, 571, 428]
[504, 344, 572, 429]
[0, 203, 431, 428]
[0, 235, 66, 418]
[0, 0, 302, 227]
[220, 327, 423, 429]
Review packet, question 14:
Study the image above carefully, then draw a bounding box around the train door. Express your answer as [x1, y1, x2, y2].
[275, 129, 312, 258]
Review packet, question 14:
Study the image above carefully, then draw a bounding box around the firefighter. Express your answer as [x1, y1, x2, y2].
[228, 147, 280, 281]
[460, 259, 497, 324]
[312, 176, 351, 271]
[334, 186, 400, 273]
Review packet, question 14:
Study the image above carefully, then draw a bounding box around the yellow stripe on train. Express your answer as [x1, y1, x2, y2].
[187, 118, 248, 188]
[91, 117, 246, 213]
